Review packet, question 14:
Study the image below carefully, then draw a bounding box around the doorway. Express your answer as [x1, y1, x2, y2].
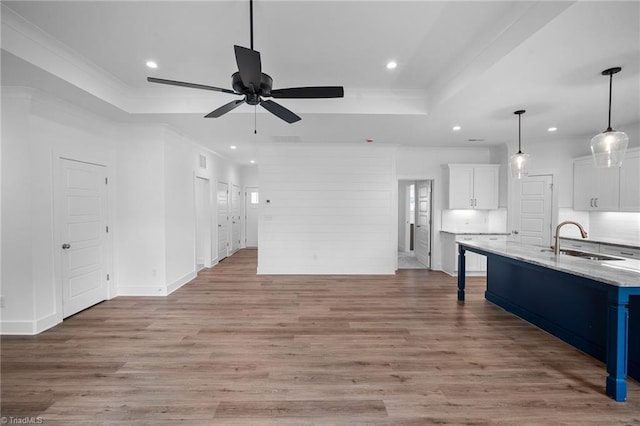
[398, 180, 432, 269]
[195, 176, 212, 270]
[245, 187, 259, 248]
[231, 184, 241, 254]
[217, 181, 229, 261]
[57, 158, 110, 318]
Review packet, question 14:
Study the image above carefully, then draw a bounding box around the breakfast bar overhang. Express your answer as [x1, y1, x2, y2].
[456, 241, 640, 402]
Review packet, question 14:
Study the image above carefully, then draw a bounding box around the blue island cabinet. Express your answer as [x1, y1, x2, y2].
[457, 243, 640, 402]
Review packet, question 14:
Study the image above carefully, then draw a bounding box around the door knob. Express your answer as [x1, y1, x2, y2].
[513, 231, 519, 235]
[62, 243, 71, 249]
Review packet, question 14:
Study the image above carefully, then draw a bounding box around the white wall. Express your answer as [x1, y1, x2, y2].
[115, 125, 166, 295]
[1, 88, 242, 334]
[1, 88, 118, 333]
[397, 181, 408, 251]
[258, 144, 397, 274]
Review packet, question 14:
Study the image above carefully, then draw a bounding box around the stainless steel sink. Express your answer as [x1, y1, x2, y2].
[540, 248, 624, 261]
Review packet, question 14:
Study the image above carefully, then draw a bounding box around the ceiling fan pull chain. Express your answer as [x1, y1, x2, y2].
[254, 105, 257, 134]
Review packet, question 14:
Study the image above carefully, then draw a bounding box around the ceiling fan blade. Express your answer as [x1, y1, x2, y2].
[147, 77, 237, 94]
[270, 86, 344, 99]
[260, 99, 301, 123]
[234, 45, 262, 92]
[204, 99, 246, 118]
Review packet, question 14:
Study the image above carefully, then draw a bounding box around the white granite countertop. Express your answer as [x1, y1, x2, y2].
[559, 236, 639, 250]
[457, 240, 640, 288]
[440, 230, 511, 236]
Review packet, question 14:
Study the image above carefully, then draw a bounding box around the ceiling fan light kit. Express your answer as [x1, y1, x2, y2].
[509, 109, 530, 180]
[146, 0, 343, 125]
[591, 66, 628, 168]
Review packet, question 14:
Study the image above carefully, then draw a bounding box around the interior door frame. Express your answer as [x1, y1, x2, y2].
[395, 175, 434, 271]
[194, 174, 213, 270]
[52, 150, 114, 326]
[216, 180, 230, 262]
[245, 186, 259, 248]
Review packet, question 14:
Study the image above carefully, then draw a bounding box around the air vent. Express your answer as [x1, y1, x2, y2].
[199, 154, 207, 169]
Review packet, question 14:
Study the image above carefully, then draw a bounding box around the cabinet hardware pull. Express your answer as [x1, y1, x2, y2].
[620, 252, 634, 256]
[590, 198, 593, 207]
[470, 198, 473, 207]
[594, 198, 598, 208]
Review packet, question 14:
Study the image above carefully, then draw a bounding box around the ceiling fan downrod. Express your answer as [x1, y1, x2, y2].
[250, 0, 254, 51]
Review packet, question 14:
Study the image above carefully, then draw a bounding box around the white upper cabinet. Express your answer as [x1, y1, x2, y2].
[573, 158, 619, 211]
[573, 147, 639, 212]
[620, 149, 640, 212]
[447, 164, 499, 210]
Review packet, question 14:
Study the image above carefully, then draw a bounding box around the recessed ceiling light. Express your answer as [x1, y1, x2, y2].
[146, 60, 158, 69]
[386, 61, 397, 70]
[548, 127, 558, 132]
[250, 160, 256, 164]
[452, 125, 461, 131]
[230, 145, 237, 150]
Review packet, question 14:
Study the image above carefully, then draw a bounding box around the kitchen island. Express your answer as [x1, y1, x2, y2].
[457, 240, 640, 402]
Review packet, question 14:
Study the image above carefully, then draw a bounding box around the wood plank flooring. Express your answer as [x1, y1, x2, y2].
[2, 249, 639, 425]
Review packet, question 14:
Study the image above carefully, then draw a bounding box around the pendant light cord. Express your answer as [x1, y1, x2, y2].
[518, 113, 522, 154]
[607, 72, 613, 132]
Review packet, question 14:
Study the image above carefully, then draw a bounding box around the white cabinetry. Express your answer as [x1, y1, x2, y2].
[446, 164, 499, 210]
[599, 245, 640, 260]
[573, 157, 619, 211]
[620, 149, 640, 212]
[573, 148, 639, 212]
[441, 233, 507, 276]
[559, 238, 639, 259]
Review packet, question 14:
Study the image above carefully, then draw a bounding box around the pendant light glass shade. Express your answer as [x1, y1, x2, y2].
[510, 151, 530, 179]
[590, 130, 628, 168]
[509, 110, 529, 179]
[591, 67, 628, 168]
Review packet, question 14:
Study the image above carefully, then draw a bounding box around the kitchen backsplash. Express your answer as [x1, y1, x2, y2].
[589, 212, 640, 243]
[558, 208, 640, 244]
[441, 208, 507, 233]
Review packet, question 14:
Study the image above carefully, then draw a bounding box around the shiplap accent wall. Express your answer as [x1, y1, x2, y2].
[258, 144, 397, 274]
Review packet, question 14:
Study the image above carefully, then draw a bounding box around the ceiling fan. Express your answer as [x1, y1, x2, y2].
[147, 0, 344, 124]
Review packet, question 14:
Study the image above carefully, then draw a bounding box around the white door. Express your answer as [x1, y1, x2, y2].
[59, 159, 109, 318]
[217, 181, 229, 261]
[414, 180, 431, 267]
[231, 184, 241, 253]
[245, 187, 259, 247]
[511, 175, 553, 247]
[195, 177, 212, 270]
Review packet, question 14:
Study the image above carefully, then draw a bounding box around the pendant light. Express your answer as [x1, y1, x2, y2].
[509, 110, 529, 179]
[590, 67, 628, 168]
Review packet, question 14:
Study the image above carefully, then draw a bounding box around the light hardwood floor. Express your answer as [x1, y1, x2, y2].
[2, 249, 639, 425]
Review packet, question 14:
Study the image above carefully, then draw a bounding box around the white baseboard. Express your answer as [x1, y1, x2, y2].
[117, 286, 167, 296]
[0, 320, 36, 335]
[166, 270, 196, 295]
[35, 312, 60, 334]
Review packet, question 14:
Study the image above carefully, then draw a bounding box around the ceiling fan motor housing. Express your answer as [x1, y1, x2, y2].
[232, 71, 273, 104]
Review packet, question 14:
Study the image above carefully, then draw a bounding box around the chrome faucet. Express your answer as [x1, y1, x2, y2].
[554, 221, 588, 255]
